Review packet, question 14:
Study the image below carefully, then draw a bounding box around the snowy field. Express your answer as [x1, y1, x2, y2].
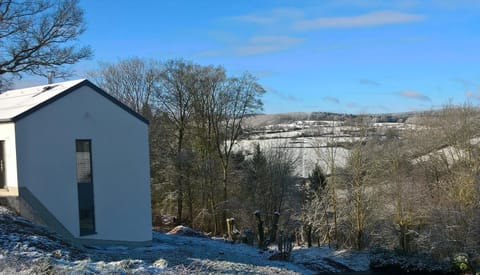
[0, 206, 371, 274]
[235, 138, 350, 177]
[237, 119, 407, 177]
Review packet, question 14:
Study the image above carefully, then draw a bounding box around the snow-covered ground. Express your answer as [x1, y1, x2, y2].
[0, 206, 372, 274]
[292, 247, 370, 273]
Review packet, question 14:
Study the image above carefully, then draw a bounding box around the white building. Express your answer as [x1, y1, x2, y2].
[0, 79, 152, 246]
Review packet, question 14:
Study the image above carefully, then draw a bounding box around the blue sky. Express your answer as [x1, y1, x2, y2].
[17, 0, 480, 114]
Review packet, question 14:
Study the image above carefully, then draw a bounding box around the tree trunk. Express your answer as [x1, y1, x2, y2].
[255, 211, 265, 249]
[176, 127, 184, 224]
[187, 184, 193, 227]
[177, 185, 183, 224]
[269, 212, 280, 243]
[222, 165, 228, 233]
[331, 178, 338, 248]
[210, 196, 217, 235]
[355, 188, 363, 250]
[306, 224, 313, 247]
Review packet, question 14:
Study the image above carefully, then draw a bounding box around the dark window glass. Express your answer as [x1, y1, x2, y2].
[76, 141, 92, 183]
[0, 141, 5, 189]
[76, 140, 95, 236]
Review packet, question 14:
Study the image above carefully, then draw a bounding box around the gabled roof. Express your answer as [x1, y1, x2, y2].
[0, 79, 148, 124]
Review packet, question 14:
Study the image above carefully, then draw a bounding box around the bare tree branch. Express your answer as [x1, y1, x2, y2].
[0, 0, 92, 86]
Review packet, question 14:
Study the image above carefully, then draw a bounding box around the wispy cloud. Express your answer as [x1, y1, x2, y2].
[294, 11, 425, 30]
[359, 79, 381, 86]
[346, 102, 371, 113]
[231, 14, 275, 24]
[452, 78, 474, 87]
[252, 70, 276, 78]
[214, 8, 425, 57]
[373, 105, 390, 112]
[236, 45, 282, 56]
[266, 87, 298, 102]
[465, 90, 480, 100]
[230, 8, 304, 25]
[398, 90, 430, 101]
[347, 102, 359, 109]
[196, 35, 303, 57]
[323, 96, 340, 104]
[345, 102, 390, 114]
[196, 49, 226, 57]
[236, 35, 304, 56]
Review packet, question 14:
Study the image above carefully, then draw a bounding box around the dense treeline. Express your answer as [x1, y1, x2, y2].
[91, 58, 480, 260]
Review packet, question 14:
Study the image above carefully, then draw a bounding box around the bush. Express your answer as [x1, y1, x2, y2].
[276, 230, 293, 261]
[452, 254, 470, 273]
[370, 248, 453, 275]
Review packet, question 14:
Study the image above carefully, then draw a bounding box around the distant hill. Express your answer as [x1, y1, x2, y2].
[243, 111, 420, 129]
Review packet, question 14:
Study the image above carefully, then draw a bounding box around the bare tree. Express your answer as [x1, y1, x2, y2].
[0, 0, 92, 86]
[190, 65, 226, 233]
[378, 138, 428, 253]
[243, 142, 298, 243]
[312, 119, 343, 247]
[157, 59, 207, 224]
[88, 58, 267, 234]
[88, 58, 161, 117]
[210, 73, 265, 231]
[411, 104, 480, 256]
[342, 118, 378, 250]
[302, 164, 327, 247]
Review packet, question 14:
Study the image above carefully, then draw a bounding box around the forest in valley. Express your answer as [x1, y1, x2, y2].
[89, 58, 480, 262]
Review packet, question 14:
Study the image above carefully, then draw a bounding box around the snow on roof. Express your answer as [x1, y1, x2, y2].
[0, 79, 86, 121]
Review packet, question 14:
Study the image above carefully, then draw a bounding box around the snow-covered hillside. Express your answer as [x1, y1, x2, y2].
[238, 115, 408, 177]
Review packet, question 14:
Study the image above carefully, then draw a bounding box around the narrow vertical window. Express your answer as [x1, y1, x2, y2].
[76, 140, 95, 235]
[0, 141, 5, 189]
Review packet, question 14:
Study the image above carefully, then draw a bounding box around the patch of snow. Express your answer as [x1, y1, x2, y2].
[167, 225, 208, 238]
[88, 245, 129, 251]
[291, 246, 370, 272]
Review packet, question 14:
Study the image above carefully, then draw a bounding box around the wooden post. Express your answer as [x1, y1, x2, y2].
[226, 217, 235, 241]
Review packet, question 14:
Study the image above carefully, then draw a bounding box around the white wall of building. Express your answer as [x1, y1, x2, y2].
[15, 85, 152, 242]
[0, 123, 18, 189]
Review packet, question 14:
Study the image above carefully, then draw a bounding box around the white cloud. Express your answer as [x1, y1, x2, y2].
[217, 8, 425, 57]
[294, 11, 424, 30]
[399, 90, 430, 101]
